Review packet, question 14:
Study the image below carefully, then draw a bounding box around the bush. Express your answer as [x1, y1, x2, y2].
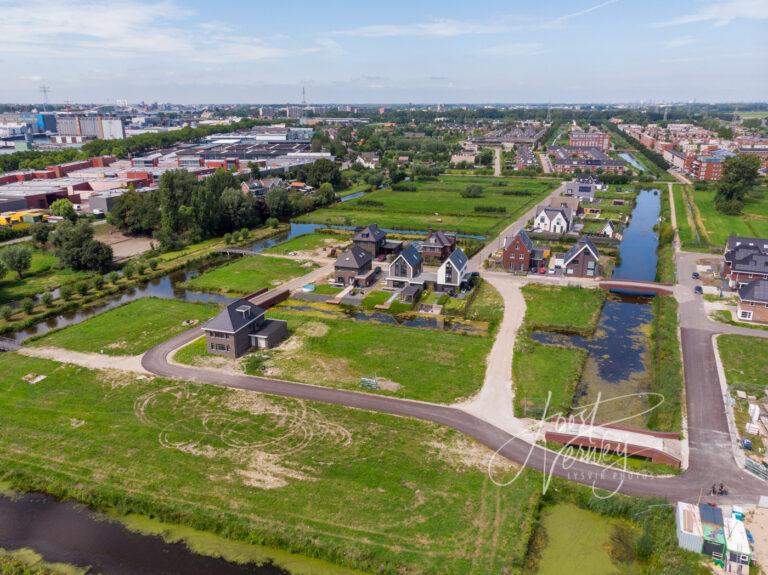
[239, 228, 249, 240]
[392, 183, 417, 191]
[21, 297, 35, 314]
[148, 259, 159, 271]
[108, 271, 120, 284]
[92, 276, 105, 290]
[135, 261, 147, 275]
[460, 184, 483, 198]
[59, 284, 74, 301]
[0, 305, 13, 320]
[122, 264, 134, 279]
[40, 291, 54, 307]
[267, 217, 280, 229]
[224, 233, 233, 245]
[76, 283, 89, 296]
[474, 205, 507, 213]
[357, 199, 385, 207]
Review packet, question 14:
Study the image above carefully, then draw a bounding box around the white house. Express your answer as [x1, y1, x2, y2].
[534, 206, 572, 234]
[437, 248, 469, 291]
[601, 220, 618, 238]
[356, 152, 380, 169]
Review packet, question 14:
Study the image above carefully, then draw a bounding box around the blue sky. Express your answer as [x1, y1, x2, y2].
[1, 0, 766, 104]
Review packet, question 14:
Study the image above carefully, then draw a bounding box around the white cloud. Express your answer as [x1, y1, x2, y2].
[662, 35, 696, 49]
[656, 0, 768, 27]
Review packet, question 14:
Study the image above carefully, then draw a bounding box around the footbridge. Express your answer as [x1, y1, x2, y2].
[598, 279, 674, 296]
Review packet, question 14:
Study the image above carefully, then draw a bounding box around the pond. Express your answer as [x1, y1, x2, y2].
[0, 492, 289, 575]
[531, 189, 661, 427]
[618, 152, 645, 172]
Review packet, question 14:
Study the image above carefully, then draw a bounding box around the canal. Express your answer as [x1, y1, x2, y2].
[532, 189, 661, 427]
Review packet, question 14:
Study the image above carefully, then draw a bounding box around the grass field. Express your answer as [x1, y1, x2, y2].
[295, 175, 557, 236]
[182, 255, 318, 296]
[30, 298, 218, 355]
[521, 285, 605, 336]
[0, 243, 94, 305]
[0, 353, 541, 574]
[717, 334, 768, 398]
[535, 504, 642, 575]
[262, 232, 350, 255]
[673, 183, 768, 250]
[360, 290, 391, 309]
[647, 297, 683, 432]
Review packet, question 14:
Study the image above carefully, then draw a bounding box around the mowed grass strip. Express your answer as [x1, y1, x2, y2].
[30, 297, 218, 356]
[183, 255, 318, 296]
[521, 284, 605, 336]
[717, 334, 768, 398]
[0, 353, 541, 574]
[259, 308, 493, 403]
[689, 187, 768, 248]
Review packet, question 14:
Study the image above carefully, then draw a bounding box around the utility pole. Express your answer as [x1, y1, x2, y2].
[39, 85, 51, 112]
[301, 86, 307, 107]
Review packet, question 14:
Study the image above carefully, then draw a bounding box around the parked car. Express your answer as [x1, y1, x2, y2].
[694, 286, 703, 294]
[692, 272, 700, 279]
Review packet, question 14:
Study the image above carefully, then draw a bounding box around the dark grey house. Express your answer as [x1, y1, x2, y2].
[353, 224, 387, 257]
[562, 236, 601, 277]
[334, 247, 375, 286]
[387, 245, 423, 288]
[203, 299, 288, 358]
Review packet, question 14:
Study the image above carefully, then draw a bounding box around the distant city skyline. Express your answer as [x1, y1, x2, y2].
[1, 0, 767, 104]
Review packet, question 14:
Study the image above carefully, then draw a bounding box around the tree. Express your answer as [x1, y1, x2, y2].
[305, 158, 342, 189]
[1, 245, 32, 278]
[30, 222, 52, 246]
[49, 198, 78, 222]
[265, 187, 292, 220]
[0, 259, 6, 281]
[315, 182, 336, 206]
[108, 189, 160, 235]
[477, 148, 494, 166]
[714, 154, 761, 215]
[219, 187, 259, 231]
[248, 161, 261, 180]
[40, 291, 54, 307]
[50, 220, 113, 273]
[460, 184, 483, 198]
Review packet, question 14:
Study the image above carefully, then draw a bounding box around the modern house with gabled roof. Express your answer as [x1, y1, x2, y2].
[502, 229, 534, 272]
[737, 279, 768, 323]
[534, 205, 573, 234]
[334, 246, 376, 287]
[203, 299, 288, 358]
[386, 245, 424, 288]
[723, 235, 768, 289]
[562, 236, 600, 277]
[436, 248, 470, 292]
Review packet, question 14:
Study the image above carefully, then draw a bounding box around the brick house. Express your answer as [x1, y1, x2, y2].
[562, 236, 600, 277]
[203, 299, 288, 358]
[503, 230, 534, 272]
[352, 224, 387, 257]
[334, 247, 376, 287]
[736, 280, 768, 323]
[723, 235, 768, 289]
[418, 229, 456, 261]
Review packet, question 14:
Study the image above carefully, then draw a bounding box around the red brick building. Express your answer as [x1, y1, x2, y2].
[502, 230, 533, 272]
[569, 130, 611, 151]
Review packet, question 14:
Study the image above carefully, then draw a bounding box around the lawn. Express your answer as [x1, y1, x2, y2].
[717, 334, 768, 399]
[295, 175, 556, 236]
[30, 298, 218, 356]
[521, 285, 605, 336]
[671, 184, 703, 250]
[262, 232, 349, 255]
[182, 255, 318, 296]
[534, 504, 642, 575]
[683, 186, 768, 249]
[0, 243, 94, 305]
[311, 283, 343, 295]
[0, 353, 541, 574]
[646, 297, 683, 432]
[360, 289, 391, 309]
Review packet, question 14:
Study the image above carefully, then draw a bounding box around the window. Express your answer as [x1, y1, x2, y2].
[519, 254, 524, 260]
[211, 343, 230, 352]
[393, 258, 408, 278]
[444, 262, 453, 283]
[739, 310, 753, 320]
[209, 331, 228, 339]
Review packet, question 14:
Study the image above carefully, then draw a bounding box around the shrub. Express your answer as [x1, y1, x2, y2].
[40, 292, 54, 307]
[122, 264, 134, 279]
[92, 276, 105, 290]
[460, 184, 483, 198]
[76, 283, 89, 296]
[148, 259, 159, 271]
[224, 233, 233, 245]
[474, 205, 507, 213]
[108, 271, 120, 284]
[357, 199, 384, 207]
[0, 305, 13, 320]
[392, 183, 417, 191]
[135, 261, 147, 275]
[239, 228, 249, 239]
[59, 284, 74, 301]
[21, 297, 35, 314]
[267, 217, 279, 229]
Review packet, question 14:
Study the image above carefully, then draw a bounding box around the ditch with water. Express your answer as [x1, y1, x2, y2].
[531, 189, 662, 427]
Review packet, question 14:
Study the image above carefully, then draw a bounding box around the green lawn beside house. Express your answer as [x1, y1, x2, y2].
[30, 297, 218, 355]
[0, 353, 541, 574]
[182, 255, 318, 296]
[262, 232, 349, 255]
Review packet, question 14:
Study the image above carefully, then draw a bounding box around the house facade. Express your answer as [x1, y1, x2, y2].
[563, 181, 597, 202]
[334, 247, 375, 287]
[736, 280, 768, 323]
[503, 230, 533, 272]
[534, 206, 572, 234]
[723, 235, 768, 288]
[203, 299, 288, 359]
[562, 237, 600, 277]
[387, 245, 423, 288]
[353, 224, 387, 257]
[436, 248, 469, 292]
[418, 229, 456, 261]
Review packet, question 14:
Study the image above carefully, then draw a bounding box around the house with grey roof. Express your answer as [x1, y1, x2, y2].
[724, 235, 768, 288]
[387, 245, 424, 288]
[418, 229, 457, 261]
[436, 248, 470, 292]
[534, 205, 573, 234]
[334, 246, 376, 287]
[203, 299, 288, 358]
[737, 280, 768, 323]
[562, 236, 600, 277]
[353, 224, 387, 257]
